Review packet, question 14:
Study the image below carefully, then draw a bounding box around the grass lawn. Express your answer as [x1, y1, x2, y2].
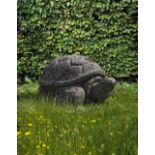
[17, 82, 138, 155]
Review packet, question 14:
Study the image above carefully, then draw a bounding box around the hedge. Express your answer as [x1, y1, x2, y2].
[17, 0, 138, 82]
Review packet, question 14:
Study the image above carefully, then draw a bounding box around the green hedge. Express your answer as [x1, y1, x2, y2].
[17, 0, 138, 82]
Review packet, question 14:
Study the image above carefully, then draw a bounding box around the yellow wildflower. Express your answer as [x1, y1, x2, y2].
[17, 131, 22, 136]
[42, 143, 46, 148]
[25, 131, 31, 136]
[28, 123, 32, 127]
[91, 120, 96, 123]
[88, 152, 92, 155]
[72, 153, 77, 155]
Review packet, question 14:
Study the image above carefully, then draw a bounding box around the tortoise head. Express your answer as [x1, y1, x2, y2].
[90, 76, 116, 102]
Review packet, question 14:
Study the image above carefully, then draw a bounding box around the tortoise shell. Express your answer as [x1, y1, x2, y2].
[39, 55, 105, 87]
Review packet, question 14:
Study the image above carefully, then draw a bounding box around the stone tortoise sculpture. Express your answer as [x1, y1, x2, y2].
[38, 55, 116, 103]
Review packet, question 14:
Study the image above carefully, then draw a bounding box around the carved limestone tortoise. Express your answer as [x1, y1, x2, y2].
[38, 55, 116, 103]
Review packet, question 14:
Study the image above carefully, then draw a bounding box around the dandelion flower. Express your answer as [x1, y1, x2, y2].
[25, 131, 31, 136]
[42, 143, 46, 148]
[28, 123, 32, 127]
[17, 131, 22, 136]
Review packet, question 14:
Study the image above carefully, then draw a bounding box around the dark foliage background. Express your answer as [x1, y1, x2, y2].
[17, 0, 138, 82]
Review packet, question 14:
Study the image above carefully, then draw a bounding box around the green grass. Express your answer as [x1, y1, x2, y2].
[17, 82, 138, 155]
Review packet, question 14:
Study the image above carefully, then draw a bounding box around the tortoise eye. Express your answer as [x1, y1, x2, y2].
[95, 77, 102, 82]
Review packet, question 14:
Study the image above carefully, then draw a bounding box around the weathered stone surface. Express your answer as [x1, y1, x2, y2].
[39, 55, 116, 103]
[56, 86, 85, 104]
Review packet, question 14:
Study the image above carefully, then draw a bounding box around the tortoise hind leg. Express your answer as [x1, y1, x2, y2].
[56, 86, 85, 104]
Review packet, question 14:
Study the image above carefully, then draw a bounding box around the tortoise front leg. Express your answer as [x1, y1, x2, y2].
[56, 86, 85, 104]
